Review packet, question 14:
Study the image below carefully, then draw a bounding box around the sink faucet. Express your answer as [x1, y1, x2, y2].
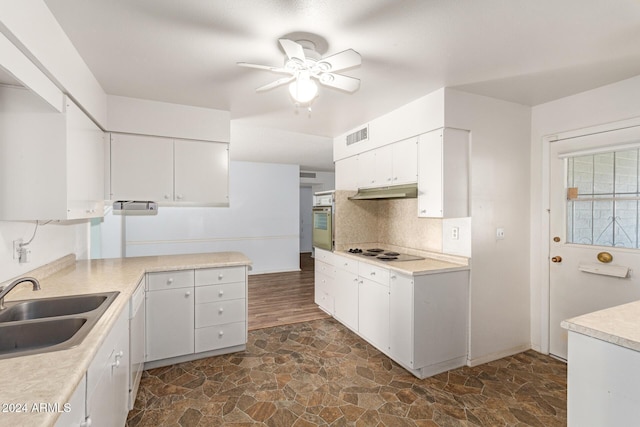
[0, 277, 41, 310]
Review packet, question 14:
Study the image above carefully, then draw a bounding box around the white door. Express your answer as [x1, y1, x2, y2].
[549, 125, 640, 360]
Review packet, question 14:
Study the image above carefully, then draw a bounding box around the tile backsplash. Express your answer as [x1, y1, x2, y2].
[334, 190, 442, 252]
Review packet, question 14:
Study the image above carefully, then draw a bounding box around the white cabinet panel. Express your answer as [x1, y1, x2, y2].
[389, 274, 414, 367]
[146, 286, 194, 361]
[147, 270, 194, 291]
[0, 88, 105, 220]
[195, 298, 245, 328]
[109, 133, 229, 205]
[196, 282, 245, 303]
[195, 266, 245, 286]
[54, 374, 85, 427]
[374, 144, 394, 185]
[175, 140, 228, 204]
[334, 267, 359, 331]
[195, 321, 246, 353]
[86, 307, 129, 427]
[335, 155, 359, 191]
[358, 277, 389, 351]
[110, 133, 174, 202]
[357, 150, 377, 188]
[392, 137, 418, 185]
[418, 128, 469, 218]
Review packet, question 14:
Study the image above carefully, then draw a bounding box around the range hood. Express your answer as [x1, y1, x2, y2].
[348, 183, 418, 200]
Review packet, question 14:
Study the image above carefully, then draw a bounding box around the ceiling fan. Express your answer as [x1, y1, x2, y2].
[238, 39, 361, 106]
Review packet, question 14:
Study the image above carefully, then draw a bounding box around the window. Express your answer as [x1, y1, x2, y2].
[566, 148, 640, 248]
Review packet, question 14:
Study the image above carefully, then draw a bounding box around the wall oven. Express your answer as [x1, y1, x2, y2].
[312, 190, 334, 251]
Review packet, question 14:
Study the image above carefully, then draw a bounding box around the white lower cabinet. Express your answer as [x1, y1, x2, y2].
[328, 253, 469, 379]
[145, 271, 195, 361]
[334, 264, 359, 332]
[314, 255, 335, 315]
[54, 374, 86, 427]
[145, 266, 248, 365]
[358, 277, 389, 351]
[86, 306, 130, 427]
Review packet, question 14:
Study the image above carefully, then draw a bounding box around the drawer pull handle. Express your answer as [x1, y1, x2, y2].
[219, 290, 224, 296]
[219, 331, 224, 337]
[370, 272, 376, 276]
[185, 291, 191, 297]
[167, 278, 174, 284]
[218, 274, 224, 280]
[219, 307, 224, 314]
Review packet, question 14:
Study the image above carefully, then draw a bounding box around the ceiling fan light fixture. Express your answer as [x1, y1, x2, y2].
[289, 74, 318, 104]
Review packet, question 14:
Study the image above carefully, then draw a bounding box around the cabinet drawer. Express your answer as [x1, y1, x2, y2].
[359, 262, 390, 286]
[147, 270, 194, 291]
[195, 299, 246, 328]
[314, 248, 335, 264]
[315, 260, 335, 279]
[195, 266, 245, 286]
[196, 282, 245, 303]
[334, 255, 359, 274]
[195, 321, 246, 353]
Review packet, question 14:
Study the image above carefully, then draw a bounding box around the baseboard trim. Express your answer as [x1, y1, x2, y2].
[144, 344, 246, 370]
[467, 343, 531, 367]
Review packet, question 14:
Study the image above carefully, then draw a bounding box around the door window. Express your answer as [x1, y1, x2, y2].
[566, 148, 640, 247]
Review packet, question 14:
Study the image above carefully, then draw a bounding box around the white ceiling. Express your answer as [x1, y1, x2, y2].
[43, 0, 640, 141]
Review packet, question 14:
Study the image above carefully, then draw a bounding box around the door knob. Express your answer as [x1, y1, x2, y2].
[551, 256, 562, 263]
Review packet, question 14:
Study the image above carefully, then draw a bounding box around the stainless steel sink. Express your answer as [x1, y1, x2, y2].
[0, 291, 119, 359]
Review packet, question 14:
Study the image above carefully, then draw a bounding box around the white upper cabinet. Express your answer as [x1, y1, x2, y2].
[417, 128, 469, 218]
[174, 140, 229, 204]
[335, 155, 359, 191]
[109, 133, 229, 206]
[0, 86, 105, 220]
[110, 134, 174, 202]
[355, 137, 418, 189]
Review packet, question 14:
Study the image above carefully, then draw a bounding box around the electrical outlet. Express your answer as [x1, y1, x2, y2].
[451, 227, 459, 240]
[496, 228, 505, 240]
[13, 239, 23, 260]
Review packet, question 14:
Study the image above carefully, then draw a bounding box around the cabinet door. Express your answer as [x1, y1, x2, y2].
[357, 150, 377, 188]
[392, 137, 418, 185]
[66, 99, 105, 218]
[110, 133, 174, 201]
[174, 139, 229, 205]
[358, 277, 389, 351]
[374, 144, 394, 185]
[389, 274, 414, 367]
[417, 130, 444, 217]
[334, 268, 359, 331]
[146, 287, 194, 361]
[335, 156, 359, 190]
[54, 374, 85, 426]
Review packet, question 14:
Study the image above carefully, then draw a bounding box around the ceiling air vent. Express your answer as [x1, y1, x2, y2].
[346, 126, 369, 146]
[300, 172, 317, 178]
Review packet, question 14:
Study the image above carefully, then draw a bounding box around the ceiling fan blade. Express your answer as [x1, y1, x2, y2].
[256, 75, 296, 92]
[237, 62, 289, 74]
[317, 49, 361, 72]
[318, 73, 360, 92]
[279, 39, 305, 62]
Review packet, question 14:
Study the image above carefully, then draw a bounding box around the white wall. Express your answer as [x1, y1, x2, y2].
[96, 161, 300, 274]
[530, 74, 640, 352]
[445, 88, 532, 365]
[107, 95, 230, 142]
[0, 221, 88, 283]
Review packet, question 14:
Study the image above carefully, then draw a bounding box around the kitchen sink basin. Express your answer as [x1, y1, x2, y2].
[0, 291, 119, 359]
[0, 317, 87, 356]
[0, 292, 116, 323]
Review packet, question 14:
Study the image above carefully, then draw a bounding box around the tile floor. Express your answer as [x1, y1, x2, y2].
[127, 318, 567, 426]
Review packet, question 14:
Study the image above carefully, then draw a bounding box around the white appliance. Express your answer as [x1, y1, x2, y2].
[129, 278, 145, 409]
[312, 191, 335, 251]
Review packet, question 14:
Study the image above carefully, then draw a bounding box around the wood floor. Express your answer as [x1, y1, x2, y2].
[247, 253, 330, 330]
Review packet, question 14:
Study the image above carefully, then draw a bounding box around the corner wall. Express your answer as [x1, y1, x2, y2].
[445, 88, 532, 365]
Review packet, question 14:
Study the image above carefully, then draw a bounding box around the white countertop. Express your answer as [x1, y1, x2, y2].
[561, 299, 640, 352]
[0, 252, 252, 427]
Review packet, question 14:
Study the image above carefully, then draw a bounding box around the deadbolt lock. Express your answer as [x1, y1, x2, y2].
[551, 256, 562, 263]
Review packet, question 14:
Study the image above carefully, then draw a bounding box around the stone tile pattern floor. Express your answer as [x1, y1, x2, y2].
[127, 319, 567, 427]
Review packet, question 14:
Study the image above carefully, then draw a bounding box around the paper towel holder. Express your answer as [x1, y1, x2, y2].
[597, 252, 613, 263]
